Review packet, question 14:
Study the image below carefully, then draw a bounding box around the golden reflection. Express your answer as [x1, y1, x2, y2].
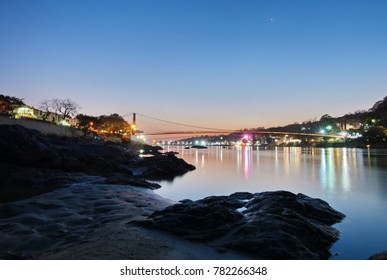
[327, 149, 335, 190]
[236, 146, 242, 175]
[161, 146, 366, 196]
[318, 148, 353, 193]
[341, 148, 350, 191]
[320, 149, 327, 188]
[274, 147, 279, 168]
[367, 146, 371, 163]
[256, 146, 260, 164]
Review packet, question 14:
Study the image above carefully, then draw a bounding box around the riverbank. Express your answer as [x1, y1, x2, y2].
[1, 182, 252, 260]
[0, 181, 345, 260]
[0, 125, 195, 203]
[0, 124, 351, 259]
[0, 124, 219, 259]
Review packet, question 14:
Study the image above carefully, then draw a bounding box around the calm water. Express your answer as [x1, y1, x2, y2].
[155, 146, 387, 260]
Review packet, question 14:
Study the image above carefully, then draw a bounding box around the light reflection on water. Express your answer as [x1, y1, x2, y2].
[156, 146, 387, 259]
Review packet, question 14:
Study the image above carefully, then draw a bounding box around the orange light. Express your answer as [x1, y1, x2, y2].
[89, 121, 94, 126]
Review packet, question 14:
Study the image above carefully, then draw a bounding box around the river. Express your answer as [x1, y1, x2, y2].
[155, 146, 387, 260]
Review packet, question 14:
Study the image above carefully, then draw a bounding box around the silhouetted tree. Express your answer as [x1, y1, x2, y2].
[76, 114, 99, 129]
[38, 100, 54, 121]
[370, 96, 387, 127]
[362, 126, 386, 145]
[98, 114, 129, 132]
[52, 98, 81, 120]
[0, 94, 25, 106]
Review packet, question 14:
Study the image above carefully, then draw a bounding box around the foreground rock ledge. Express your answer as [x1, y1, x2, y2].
[0, 125, 195, 202]
[132, 191, 346, 260]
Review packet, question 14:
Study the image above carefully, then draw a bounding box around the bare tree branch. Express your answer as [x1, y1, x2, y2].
[52, 98, 81, 120]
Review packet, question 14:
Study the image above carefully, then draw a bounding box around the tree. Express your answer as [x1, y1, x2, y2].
[76, 114, 99, 129]
[362, 126, 386, 145]
[320, 114, 333, 121]
[52, 98, 81, 120]
[38, 100, 54, 121]
[370, 96, 387, 114]
[0, 94, 25, 106]
[369, 96, 387, 127]
[98, 113, 129, 132]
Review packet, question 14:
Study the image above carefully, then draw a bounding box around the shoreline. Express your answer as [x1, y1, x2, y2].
[0, 124, 195, 203]
[0, 124, 249, 260]
[0, 124, 372, 260]
[1, 181, 255, 260]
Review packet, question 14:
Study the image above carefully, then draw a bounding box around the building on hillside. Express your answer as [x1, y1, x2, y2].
[13, 106, 36, 119]
[12, 105, 77, 127]
[0, 100, 13, 116]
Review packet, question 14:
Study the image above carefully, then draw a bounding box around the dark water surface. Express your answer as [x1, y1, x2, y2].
[155, 146, 387, 259]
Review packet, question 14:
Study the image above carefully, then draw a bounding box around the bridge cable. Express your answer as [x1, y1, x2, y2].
[135, 113, 232, 132]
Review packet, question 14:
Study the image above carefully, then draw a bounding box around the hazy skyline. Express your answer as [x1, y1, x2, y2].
[1, 0, 387, 132]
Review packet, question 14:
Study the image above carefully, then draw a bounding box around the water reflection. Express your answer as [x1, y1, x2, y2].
[233, 147, 363, 193]
[157, 146, 387, 259]
[243, 147, 251, 180]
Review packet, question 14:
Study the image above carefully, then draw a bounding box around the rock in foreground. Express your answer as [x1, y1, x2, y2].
[0, 125, 195, 202]
[133, 191, 346, 260]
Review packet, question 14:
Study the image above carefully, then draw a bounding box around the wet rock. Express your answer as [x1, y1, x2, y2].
[0, 125, 195, 202]
[104, 174, 161, 189]
[135, 154, 196, 180]
[229, 191, 344, 259]
[368, 251, 387, 260]
[0, 163, 77, 203]
[133, 199, 244, 241]
[133, 191, 345, 259]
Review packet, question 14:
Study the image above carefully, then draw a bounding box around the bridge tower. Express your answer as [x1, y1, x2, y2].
[132, 113, 136, 127]
[340, 117, 347, 131]
[131, 113, 137, 135]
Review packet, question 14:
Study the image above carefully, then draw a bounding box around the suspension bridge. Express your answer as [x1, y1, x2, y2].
[122, 113, 345, 141]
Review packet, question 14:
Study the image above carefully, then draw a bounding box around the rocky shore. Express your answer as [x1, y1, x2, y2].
[0, 124, 350, 259]
[0, 125, 195, 203]
[132, 191, 345, 259]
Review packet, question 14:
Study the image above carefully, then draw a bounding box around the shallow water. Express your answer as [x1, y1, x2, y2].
[155, 146, 387, 260]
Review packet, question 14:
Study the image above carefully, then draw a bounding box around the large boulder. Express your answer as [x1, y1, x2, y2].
[134, 153, 196, 180]
[368, 251, 387, 260]
[133, 191, 345, 259]
[0, 125, 195, 202]
[0, 125, 136, 173]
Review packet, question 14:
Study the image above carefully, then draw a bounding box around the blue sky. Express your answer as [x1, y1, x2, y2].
[1, 0, 387, 131]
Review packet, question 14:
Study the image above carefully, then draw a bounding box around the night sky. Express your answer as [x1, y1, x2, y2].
[1, 0, 386, 132]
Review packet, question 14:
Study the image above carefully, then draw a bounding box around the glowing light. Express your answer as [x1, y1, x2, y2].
[60, 120, 70, 126]
[319, 129, 326, 134]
